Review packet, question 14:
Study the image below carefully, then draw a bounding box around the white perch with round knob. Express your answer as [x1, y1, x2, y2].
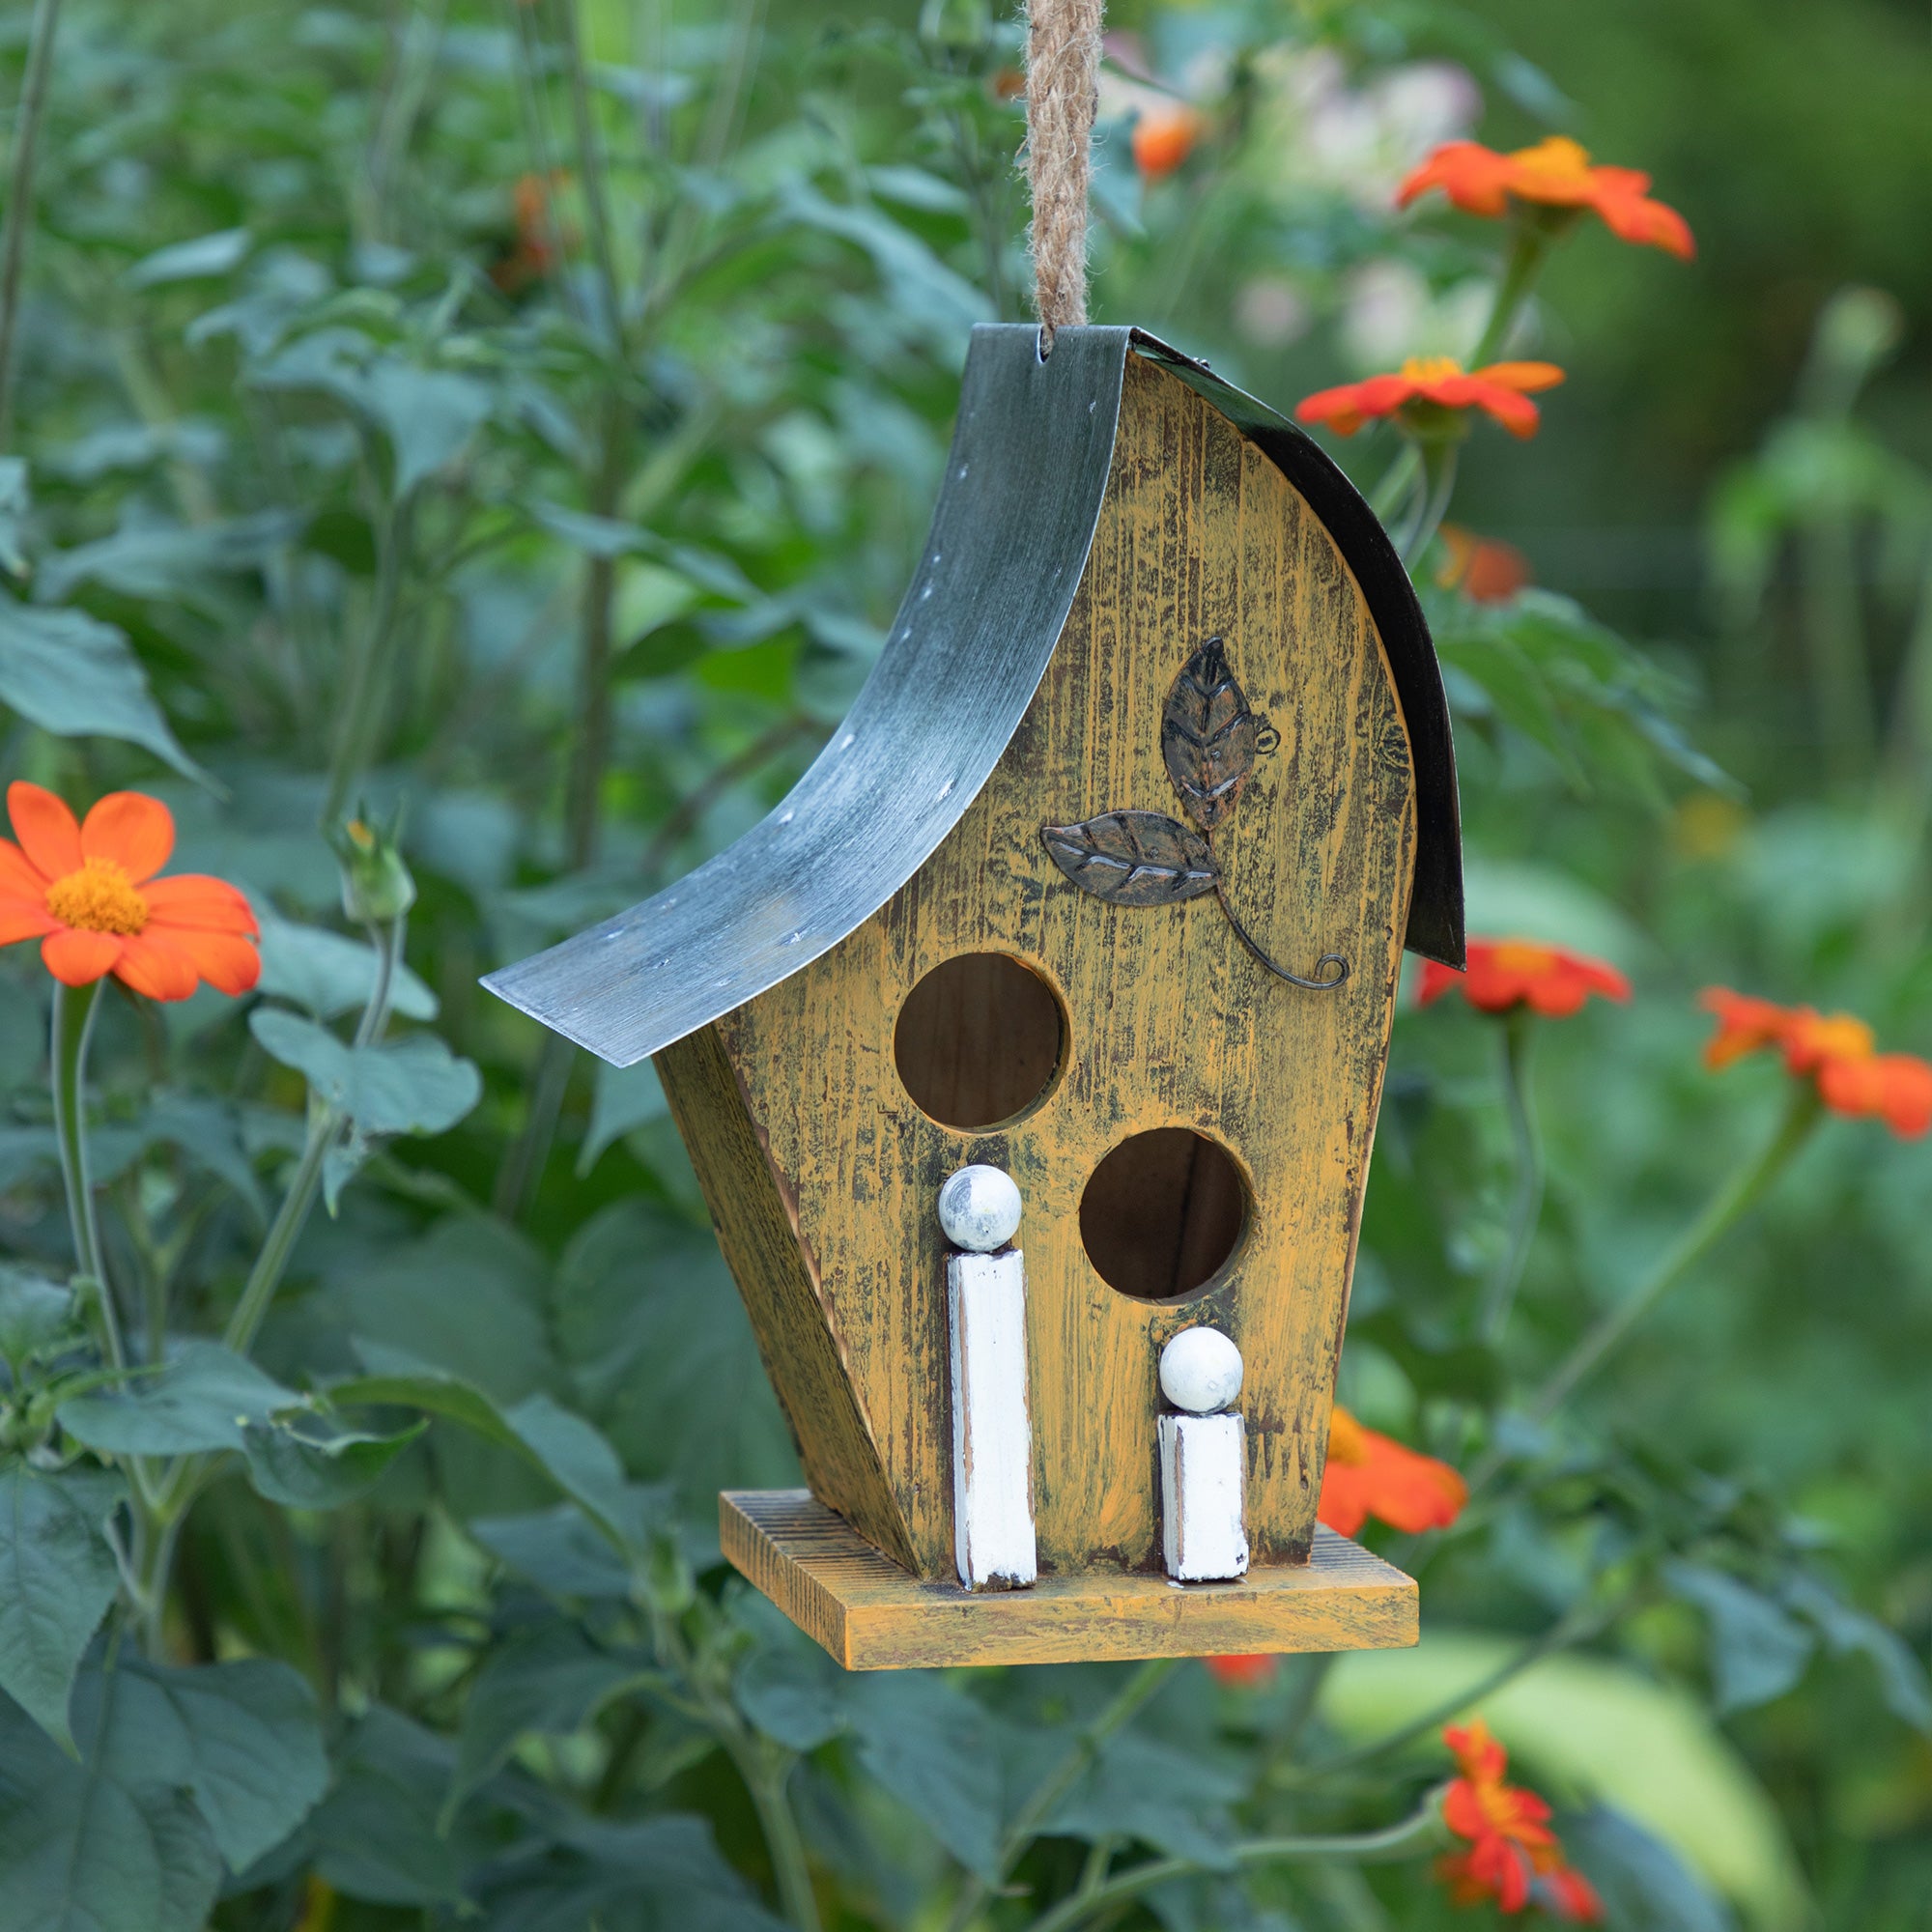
[941, 1164, 1037, 1591]
[1158, 1326, 1249, 1582]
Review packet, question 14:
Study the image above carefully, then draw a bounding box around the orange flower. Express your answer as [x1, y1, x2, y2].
[1419, 938, 1631, 1018]
[0, 782, 259, 1002]
[1398, 135, 1694, 260]
[1437, 1721, 1602, 1920]
[1133, 104, 1202, 182]
[1205, 1653, 1278, 1689]
[1319, 1404, 1467, 1538]
[1295, 356, 1564, 440]
[1438, 525, 1531, 604]
[1699, 988, 1932, 1139]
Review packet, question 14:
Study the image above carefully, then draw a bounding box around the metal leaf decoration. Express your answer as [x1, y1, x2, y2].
[1161, 636, 1262, 830]
[1037, 636, 1348, 991]
[1040, 810, 1218, 906]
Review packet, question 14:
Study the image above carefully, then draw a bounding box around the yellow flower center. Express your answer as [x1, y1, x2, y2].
[1326, 1405, 1368, 1465]
[1491, 940, 1556, 976]
[1796, 1012, 1874, 1063]
[1400, 355, 1465, 384]
[45, 858, 150, 936]
[1508, 134, 1595, 183]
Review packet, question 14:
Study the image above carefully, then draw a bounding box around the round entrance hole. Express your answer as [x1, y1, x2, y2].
[1079, 1128, 1247, 1301]
[893, 952, 1065, 1131]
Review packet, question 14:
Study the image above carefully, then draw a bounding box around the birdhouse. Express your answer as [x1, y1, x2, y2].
[486, 325, 1463, 1668]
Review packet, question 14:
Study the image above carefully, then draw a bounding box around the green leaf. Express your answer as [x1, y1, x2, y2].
[1043, 1729, 1243, 1870]
[1782, 1573, 1932, 1731]
[255, 909, 438, 1022]
[577, 1058, 668, 1176]
[0, 1685, 221, 1932]
[0, 1464, 125, 1749]
[127, 227, 251, 288]
[1563, 1807, 1734, 1932]
[844, 1674, 1009, 1881]
[530, 500, 654, 557]
[329, 1364, 653, 1554]
[249, 1008, 481, 1136]
[0, 594, 213, 785]
[470, 1506, 636, 1600]
[308, 1706, 467, 1907]
[1665, 1562, 1816, 1714]
[84, 1656, 329, 1871]
[734, 1639, 846, 1753]
[449, 1620, 647, 1812]
[240, 1413, 425, 1509]
[35, 511, 303, 607]
[0, 1267, 79, 1376]
[361, 363, 494, 495]
[58, 1342, 298, 1457]
[554, 1201, 798, 1512]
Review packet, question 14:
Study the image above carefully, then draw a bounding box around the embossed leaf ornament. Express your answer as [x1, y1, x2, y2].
[1161, 636, 1272, 830]
[1040, 810, 1219, 905]
[1039, 638, 1348, 990]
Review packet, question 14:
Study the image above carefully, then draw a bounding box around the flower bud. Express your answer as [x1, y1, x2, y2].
[332, 810, 416, 924]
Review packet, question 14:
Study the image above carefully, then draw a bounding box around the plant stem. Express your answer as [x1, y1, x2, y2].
[323, 485, 416, 828]
[0, 0, 62, 449]
[1479, 1009, 1543, 1343]
[1397, 439, 1459, 567]
[1468, 223, 1548, 368]
[556, 0, 625, 348]
[50, 980, 122, 1370]
[1465, 1085, 1824, 1496]
[1528, 1083, 1821, 1422]
[1290, 1594, 1617, 1782]
[1016, 1801, 1446, 1932]
[946, 1658, 1179, 1932]
[738, 1741, 821, 1932]
[225, 917, 405, 1358]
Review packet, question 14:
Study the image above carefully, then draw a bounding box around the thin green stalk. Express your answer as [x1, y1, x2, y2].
[1466, 1084, 1824, 1495]
[323, 486, 415, 828]
[50, 980, 122, 1371]
[1468, 223, 1548, 369]
[1288, 1594, 1616, 1783]
[738, 1741, 822, 1932]
[224, 917, 404, 1358]
[1527, 1083, 1821, 1422]
[0, 0, 63, 449]
[1397, 440, 1459, 567]
[1016, 1801, 1446, 1932]
[556, 0, 625, 348]
[1367, 443, 1420, 524]
[946, 1658, 1179, 1932]
[1479, 1009, 1543, 1343]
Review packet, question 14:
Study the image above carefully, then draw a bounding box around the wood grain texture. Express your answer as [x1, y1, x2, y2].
[654, 1024, 917, 1569]
[708, 353, 1417, 1581]
[724, 1490, 1416, 1670]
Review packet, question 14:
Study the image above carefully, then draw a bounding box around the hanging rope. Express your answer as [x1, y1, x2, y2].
[1024, 0, 1102, 350]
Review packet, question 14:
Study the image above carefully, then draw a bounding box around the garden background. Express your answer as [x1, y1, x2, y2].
[1, 0, 1931, 1927]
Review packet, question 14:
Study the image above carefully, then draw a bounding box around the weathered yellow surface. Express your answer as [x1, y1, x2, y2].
[723, 1491, 1419, 1670]
[663, 355, 1417, 1584]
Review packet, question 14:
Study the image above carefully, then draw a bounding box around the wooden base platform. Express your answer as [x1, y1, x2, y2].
[722, 1490, 1418, 1670]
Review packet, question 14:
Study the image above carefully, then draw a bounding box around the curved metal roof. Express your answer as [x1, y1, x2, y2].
[483, 326, 1463, 1067]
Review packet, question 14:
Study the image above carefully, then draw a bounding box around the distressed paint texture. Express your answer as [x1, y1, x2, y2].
[662, 354, 1418, 1587]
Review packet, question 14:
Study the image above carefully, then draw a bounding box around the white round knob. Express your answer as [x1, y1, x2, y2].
[1159, 1327, 1243, 1414]
[937, 1165, 1023, 1252]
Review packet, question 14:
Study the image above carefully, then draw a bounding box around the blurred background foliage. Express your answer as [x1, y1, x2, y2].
[0, 0, 1930, 1927]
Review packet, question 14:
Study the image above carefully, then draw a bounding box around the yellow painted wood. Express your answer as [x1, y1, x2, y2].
[684, 353, 1418, 1587]
[723, 1490, 1418, 1670]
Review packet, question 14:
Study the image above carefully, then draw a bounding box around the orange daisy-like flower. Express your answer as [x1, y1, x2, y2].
[1419, 938, 1632, 1019]
[1438, 525, 1532, 604]
[1295, 356, 1564, 441]
[1699, 988, 1932, 1139]
[1204, 1653, 1279, 1689]
[0, 782, 260, 1002]
[1132, 104, 1203, 182]
[1437, 1721, 1602, 1921]
[1318, 1404, 1468, 1538]
[1398, 135, 1694, 261]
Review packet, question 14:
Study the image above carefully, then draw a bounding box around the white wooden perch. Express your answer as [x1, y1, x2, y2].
[1159, 1327, 1249, 1582]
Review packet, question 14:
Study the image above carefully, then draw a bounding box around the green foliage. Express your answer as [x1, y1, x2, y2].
[0, 0, 1926, 1927]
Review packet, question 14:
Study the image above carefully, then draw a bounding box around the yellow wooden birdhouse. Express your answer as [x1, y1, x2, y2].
[486, 326, 1463, 1669]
